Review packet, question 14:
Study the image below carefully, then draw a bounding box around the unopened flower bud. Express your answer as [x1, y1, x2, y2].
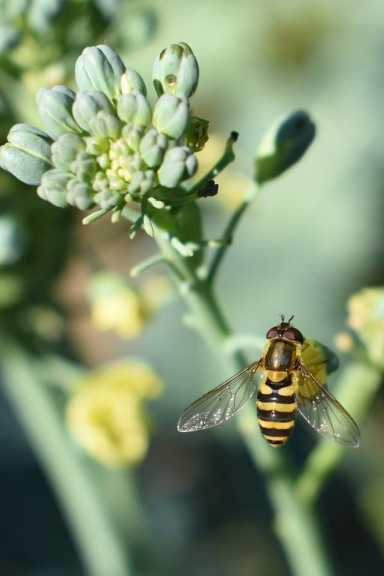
[128, 170, 156, 196]
[92, 171, 110, 192]
[72, 91, 116, 133]
[89, 111, 123, 139]
[106, 168, 128, 191]
[27, 0, 62, 32]
[186, 116, 209, 152]
[152, 94, 190, 140]
[117, 91, 152, 127]
[139, 128, 168, 168]
[70, 152, 98, 181]
[0, 22, 20, 54]
[37, 169, 71, 207]
[255, 110, 316, 185]
[94, 188, 121, 209]
[157, 146, 197, 188]
[36, 86, 81, 139]
[75, 45, 126, 101]
[0, 124, 52, 185]
[153, 42, 199, 98]
[125, 151, 145, 174]
[66, 178, 94, 210]
[97, 153, 110, 170]
[121, 124, 145, 152]
[84, 136, 110, 156]
[121, 69, 147, 96]
[0, 216, 24, 266]
[51, 133, 85, 171]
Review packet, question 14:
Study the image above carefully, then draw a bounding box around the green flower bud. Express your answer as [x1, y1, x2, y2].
[51, 133, 86, 171]
[128, 170, 155, 196]
[139, 128, 168, 168]
[106, 171, 128, 191]
[0, 216, 25, 265]
[108, 151, 145, 187]
[66, 178, 95, 210]
[75, 45, 126, 102]
[37, 169, 71, 208]
[94, 189, 121, 209]
[97, 153, 110, 170]
[121, 124, 145, 152]
[152, 94, 190, 140]
[157, 146, 197, 188]
[127, 151, 145, 173]
[255, 111, 316, 185]
[153, 42, 199, 98]
[27, 0, 62, 33]
[70, 152, 98, 181]
[186, 116, 209, 152]
[0, 124, 52, 185]
[92, 171, 110, 192]
[121, 69, 147, 96]
[109, 138, 129, 161]
[0, 22, 20, 54]
[36, 86, 81, 139]
[117, 91, 152, 127]
[72, 91, 116, 133]
[89, 111, 123, 139]
[84, 136, 110, 156]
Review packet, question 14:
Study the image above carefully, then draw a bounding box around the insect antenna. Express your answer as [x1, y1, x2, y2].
[279, 314, 295, 324]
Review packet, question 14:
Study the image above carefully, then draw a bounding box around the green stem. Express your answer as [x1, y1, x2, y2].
[207, 182, 259, 282]
[83, 207, 113, 225]
[130, 253, 166, 277]
[296, 361, 382, 505]
[184, 283, 334, 576]
[148, 229, 335, 576]
[187, 131, 238, 196]
[0, 339, 132, 576]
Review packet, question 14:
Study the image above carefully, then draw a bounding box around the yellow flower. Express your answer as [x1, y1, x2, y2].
[66, 359, 163, 466]
[89, 272, 149, 339]
[346, 287, 384, 368]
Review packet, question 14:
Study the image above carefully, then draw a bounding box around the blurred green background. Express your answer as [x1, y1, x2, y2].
[1, 1, 384, 575]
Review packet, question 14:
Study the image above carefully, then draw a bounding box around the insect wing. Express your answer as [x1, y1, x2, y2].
[177, 360, 262, 432]
[300, 338, 339, 384]
[296, 361, 360, 447]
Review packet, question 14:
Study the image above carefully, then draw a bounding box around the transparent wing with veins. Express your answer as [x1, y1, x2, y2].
[296, 361, 360, 447]
[177, 360, 262, 432]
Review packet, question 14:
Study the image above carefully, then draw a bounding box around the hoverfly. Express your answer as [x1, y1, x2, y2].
[177, 316, 360, 447]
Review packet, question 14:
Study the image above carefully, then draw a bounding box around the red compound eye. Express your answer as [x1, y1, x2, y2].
[266, 325, 304, 343]
[266, 327, 279, 339]
[283, 328, 304, 343]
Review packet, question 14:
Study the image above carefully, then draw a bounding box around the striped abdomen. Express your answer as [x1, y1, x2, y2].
[256, 374, 297, 448]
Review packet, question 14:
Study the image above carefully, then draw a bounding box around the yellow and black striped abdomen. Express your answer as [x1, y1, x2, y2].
[256, 375, 297, 448]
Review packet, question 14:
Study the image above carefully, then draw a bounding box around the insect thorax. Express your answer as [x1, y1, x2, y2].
[264, 339, 300, 372]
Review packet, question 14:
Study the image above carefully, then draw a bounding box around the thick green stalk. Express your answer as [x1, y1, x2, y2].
[296, 361, 381, 505]
[151, 228, 335, 576]
[184, 282, 334, 576]
[0, 339, 132, 576]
